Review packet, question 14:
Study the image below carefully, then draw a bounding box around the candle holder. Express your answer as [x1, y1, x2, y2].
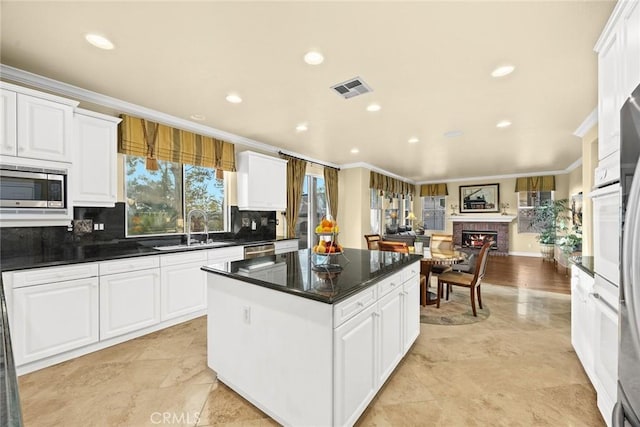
[501, 202, 510, 215]
[450, 204, 459, 216]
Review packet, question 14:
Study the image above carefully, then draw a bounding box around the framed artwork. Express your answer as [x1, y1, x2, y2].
[571, 192, 583, 229]
[459, 183, 500, 213]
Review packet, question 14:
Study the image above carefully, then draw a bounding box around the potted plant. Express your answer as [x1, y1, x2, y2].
[529, 199, 570, 261]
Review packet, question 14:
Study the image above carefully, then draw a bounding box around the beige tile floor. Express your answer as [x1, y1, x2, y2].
[18, 283, 605, 427]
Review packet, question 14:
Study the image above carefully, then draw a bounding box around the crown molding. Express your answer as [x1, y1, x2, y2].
[573, 108, 598, 137]
[0, 64, 279, 154]
[566, 157, 583, 172]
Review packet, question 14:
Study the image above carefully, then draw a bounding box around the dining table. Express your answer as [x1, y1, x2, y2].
[414, 247, 468, 306]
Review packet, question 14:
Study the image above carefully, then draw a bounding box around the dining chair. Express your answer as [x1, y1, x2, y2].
[436, 242, 491, 316]
[430, 233, 454, 250]
[378, 241, 429, 306]
[364, 234, 382, 250]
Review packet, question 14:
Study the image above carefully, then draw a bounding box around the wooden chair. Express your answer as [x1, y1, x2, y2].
[378, 241, 429, 306]
[430, 233, 454, 250]
[377, 241, 409, 253]
[364, 234, 382, 250]
[437, 242, 491, 316]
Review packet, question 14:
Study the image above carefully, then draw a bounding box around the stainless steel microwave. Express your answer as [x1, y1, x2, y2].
[0, 165, 66, 209]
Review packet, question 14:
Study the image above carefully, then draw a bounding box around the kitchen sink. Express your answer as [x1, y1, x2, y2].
[152, 242, 233, 251]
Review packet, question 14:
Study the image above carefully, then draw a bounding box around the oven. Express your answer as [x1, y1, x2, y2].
[591, 183, 621, 287]
[0, 165, 66, 209]
[243, 242, 276, 259]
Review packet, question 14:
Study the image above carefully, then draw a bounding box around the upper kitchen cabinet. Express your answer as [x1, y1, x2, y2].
[236, 151, 287, 211]
[72, 109, 121, 207]
[0, 82, 79, 163]
[596, 0, 640, 161]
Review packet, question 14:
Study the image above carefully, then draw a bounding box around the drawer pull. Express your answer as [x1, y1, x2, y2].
[357, 301, 365, 307]
[391, 282, 397, 287]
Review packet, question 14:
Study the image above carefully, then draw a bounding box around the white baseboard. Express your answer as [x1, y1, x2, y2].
[509, 251, 542, 257]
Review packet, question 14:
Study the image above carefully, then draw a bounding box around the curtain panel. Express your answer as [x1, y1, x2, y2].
[324, 167, 339, 220]
[419, 183, 449, 197]
[369, 171, 415, 196]
[281, 155, 307, 238]
[119, 115, 236, 173]
[514, 176, 556, 192]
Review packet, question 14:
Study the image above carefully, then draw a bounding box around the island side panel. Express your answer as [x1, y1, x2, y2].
[207, 274, 334, 426]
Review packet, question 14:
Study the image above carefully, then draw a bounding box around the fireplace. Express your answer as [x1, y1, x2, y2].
[461, 230, 498, 250]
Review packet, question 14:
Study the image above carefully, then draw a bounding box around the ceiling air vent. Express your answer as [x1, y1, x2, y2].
[330, 77, 373, 99]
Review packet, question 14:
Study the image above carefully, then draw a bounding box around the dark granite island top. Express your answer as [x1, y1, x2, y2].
[201, 247, 423, 304]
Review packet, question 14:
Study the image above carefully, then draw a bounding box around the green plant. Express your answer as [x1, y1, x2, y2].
[557, 232, 582, 255]
[529, 199, 570, 245]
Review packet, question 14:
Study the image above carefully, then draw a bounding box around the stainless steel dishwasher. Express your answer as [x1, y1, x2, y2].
[243, 242, 276, 259]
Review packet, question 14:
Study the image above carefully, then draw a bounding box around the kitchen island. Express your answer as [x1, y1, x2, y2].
[202, 248, 422, 426]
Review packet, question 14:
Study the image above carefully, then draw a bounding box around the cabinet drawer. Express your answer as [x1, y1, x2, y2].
[160, 250, 208, 267]
[402, 262, 420, 283]
[274, 240, 299, 254]
[377, 272, 403, 298]
[10, 263, 98, 288]
[333, 286, 377, 328]
[208, 246, 244, 263]
[99, 256, 160, 276]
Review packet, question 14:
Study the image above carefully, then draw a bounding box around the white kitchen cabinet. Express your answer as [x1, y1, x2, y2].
[403, 276, 420, 353]
[99, 269, 161, 340]
[236, 150, 287, 211]
[598, 28, 623, 160]
[12, 277, 99, 365]
[274, 239, 299, 254]
[593, 275, 619, 426]
[591, 184, 621, 286]
[377, 288, 403, 385]
[72, 109, 121, 207]
[621, 0, 640, 101]
[571, 265, 596, 384]
[160, 251, 208, 321]
[334, 303, 379, 427]
[0, 88, 17, 156]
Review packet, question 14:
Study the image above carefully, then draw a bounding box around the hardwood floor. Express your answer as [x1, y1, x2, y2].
[484, 255, 571, 294]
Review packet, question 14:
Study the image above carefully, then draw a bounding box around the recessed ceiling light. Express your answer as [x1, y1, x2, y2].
[295, 123, 308, 132]
[444, 130, 464, 138]
[85, 33, 114, 50]
[366, 103, 381, 112]
[491, 65, 515, 78]
[408, 137, 419, 144]
[190, 114, 205, 121]
[226, 94, 242, 104]
[304, 51, 324, 65]
[350, 148, 359, 154]
[496, 120, 512, 128]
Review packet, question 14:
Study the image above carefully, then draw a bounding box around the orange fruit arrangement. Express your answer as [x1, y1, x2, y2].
[314, 218, 340, 233]
[313, 239, 343, 254]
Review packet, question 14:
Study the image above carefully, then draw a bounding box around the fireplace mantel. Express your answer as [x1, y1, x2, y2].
[448, 215, 516, 223]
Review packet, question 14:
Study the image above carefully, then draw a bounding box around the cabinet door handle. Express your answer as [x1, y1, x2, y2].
[402, 291, 408, 296]
[373, 312, 380, 317]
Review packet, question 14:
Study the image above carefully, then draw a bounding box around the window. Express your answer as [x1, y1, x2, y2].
[517, 191, 554, 233]
[370, 189, 382, 234]
[125, 155, 225, 236]
[370, 191, 412, 234]
[296, 175, 327, 249]
[422, 196, 446, 231]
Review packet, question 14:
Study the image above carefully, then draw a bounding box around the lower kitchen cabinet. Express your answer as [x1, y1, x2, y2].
[403, 278, 420, 352]
[593, 275, 619, 425]
[378, 288, 404, 385]
[571, 266, 596, 383]
[160, 261, 207, 320]
[99, 269, 161, 340]
[334, 303, 378, 427]
[12, 277, 99, 365]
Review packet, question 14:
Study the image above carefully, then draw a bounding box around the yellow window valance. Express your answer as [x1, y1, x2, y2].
[419, 183, 448, 197]
[369, 171, 415, 196]
[118, 115, 236, 174]
[515, 176, 556, 192]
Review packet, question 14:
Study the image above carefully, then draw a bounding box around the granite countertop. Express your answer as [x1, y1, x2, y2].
[570, 255, 595, 277]
[202, 248, 422, 304]
[0, 236, 298, 273]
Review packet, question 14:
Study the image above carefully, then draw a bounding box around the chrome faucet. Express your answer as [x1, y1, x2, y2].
[186, 209, 208, 246]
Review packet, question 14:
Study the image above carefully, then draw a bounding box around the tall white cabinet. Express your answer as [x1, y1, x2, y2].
[236, 150, 287, 211]
[73, 109, 121, 207]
